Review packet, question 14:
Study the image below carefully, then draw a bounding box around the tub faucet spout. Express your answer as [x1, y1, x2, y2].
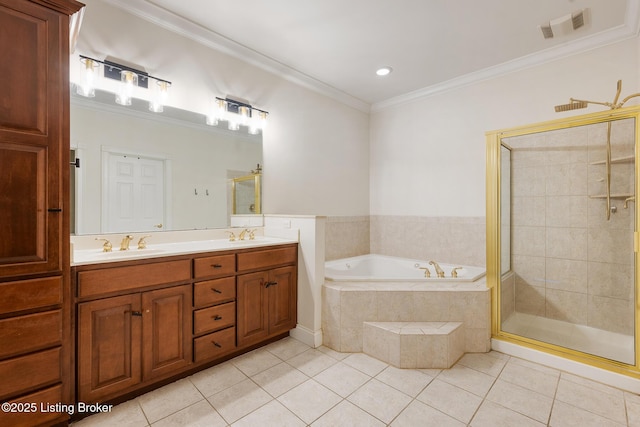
[429, 261, 445, 278]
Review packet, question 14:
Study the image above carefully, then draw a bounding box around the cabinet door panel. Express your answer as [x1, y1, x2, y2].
[268, 266, 297, 333]
[77, 294, 141, 403]
[237, 271, 269, 346]
[142, 285, 192, 380]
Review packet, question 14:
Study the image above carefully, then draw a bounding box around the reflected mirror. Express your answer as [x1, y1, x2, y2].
[70, 87, 263, 235]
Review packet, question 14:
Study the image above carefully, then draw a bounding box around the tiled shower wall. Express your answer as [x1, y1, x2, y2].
[324, 215, 486, 267]
[506, 119, 635, 335]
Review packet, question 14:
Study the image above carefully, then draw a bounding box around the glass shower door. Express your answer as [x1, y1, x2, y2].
[497, 116, 636, 365]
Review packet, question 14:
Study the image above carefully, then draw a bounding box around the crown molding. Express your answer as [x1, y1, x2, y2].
[101, 0, 639, 115]
[103, 0, 370, 113]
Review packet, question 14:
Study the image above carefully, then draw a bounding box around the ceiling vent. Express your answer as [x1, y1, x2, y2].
[539, 8, 588, 39]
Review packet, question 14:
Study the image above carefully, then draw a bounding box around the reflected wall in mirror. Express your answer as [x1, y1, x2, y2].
[70, 87, 263, 235]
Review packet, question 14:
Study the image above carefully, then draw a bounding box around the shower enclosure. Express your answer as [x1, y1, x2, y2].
[487, 106, 639, 374]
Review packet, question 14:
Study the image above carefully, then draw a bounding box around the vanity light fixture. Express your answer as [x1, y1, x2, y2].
[77, 56, 99, 97]
[206, 97, 269, 134]
[77, 55, 171, 112]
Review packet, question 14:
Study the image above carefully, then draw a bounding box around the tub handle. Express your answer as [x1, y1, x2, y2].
[451, 267, 463, 278]
[419, 267, 431, 278]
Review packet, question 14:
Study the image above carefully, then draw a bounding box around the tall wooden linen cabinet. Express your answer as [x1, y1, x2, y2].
[0, 0, 84, 426]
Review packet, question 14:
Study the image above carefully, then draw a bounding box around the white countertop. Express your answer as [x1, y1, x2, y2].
[71, 235, 298, 266]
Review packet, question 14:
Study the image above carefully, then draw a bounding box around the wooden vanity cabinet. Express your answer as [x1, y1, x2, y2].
[237, 247, 297, 347]
[0, 0, 84, 426]
[73, 243, 297, 407]
[76, 261, 192, 403]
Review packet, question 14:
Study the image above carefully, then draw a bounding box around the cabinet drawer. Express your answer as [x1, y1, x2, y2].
[0, 310, 62, 359]
[194, 302, 236, 335]
[78, 259, 191, 298]
[194, 277, 236, 308]
[0, 276, 62, 315]
[0, 347, 61, 400]
[193, 254, 235, 279]
[0, 384, 65, 427]
[194, 327, 236, 363]
[237, 246, 297, 272]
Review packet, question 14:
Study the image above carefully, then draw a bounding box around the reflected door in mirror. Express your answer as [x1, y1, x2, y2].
[104, 152, 165, 233]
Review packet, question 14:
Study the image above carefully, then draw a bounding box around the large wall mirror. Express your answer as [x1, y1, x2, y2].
[70, 87, 263, 235]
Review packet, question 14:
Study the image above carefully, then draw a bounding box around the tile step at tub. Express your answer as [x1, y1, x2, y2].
[363, 321, 464, 369]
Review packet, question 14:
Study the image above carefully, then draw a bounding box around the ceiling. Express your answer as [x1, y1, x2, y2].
[108, 0, 637, 108]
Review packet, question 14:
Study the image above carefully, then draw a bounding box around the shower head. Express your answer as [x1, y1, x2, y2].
[554, 100, 588, 112]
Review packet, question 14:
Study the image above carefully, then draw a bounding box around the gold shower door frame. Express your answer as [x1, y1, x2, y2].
[486, 105, 640, 378]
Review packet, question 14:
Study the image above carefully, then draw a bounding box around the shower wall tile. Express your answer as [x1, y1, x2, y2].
[545, 163, 588, 196]
[512, 255, 546, 287]
[545, 289, 587, 325]
[325, 216, 370, 261]
[545, 227, 588, 260]
[512, 196, 545, 227]
[512, 226, 545, 257]
[587, 228, 633, 264]
[588, 261, 633, 300]
[545, 259, 588, 294]
[587, 295, 634, 335]
[587, 198, 634, 231]
[546, 196, 588, 228]
[512, 165, 546, 197]
[514, 281, 545, 317]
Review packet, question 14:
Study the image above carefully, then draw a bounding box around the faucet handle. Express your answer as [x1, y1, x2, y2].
[95, 238, 112, 252]
[418, 267, 431, 278]
[451, 267, 463, 278]
[248, 229, 256, 240]
[226, 231, 236, 242]
[138, 235, 151, 249]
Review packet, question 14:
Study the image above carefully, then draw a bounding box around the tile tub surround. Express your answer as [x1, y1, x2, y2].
[322, 279, 491, 354]
[325, 216, 370, 261]
[72, 337, 640, 427]
[370, 215, 486, 267]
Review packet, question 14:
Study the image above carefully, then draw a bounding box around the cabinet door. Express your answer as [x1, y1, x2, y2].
[0, 0, 68, 278]
[77, 294, 141, 403]
[142, 285, 192, 380]
[237, 271, 269, 346]
[268, 266, 297, 334]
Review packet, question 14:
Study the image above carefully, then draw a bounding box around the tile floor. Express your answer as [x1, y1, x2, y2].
[73, 337, 640, 426]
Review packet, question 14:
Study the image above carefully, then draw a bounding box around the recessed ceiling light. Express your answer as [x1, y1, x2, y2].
[376, 67, 392, 76]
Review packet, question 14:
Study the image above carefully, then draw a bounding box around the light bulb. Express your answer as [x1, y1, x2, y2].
[115, 70, 137, 106]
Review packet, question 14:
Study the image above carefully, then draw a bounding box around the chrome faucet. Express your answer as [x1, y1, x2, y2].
[429, 261, 445, 278]
[138, 235, 151, 249]
[95, 238, 112, 252]
[119, 235, 134, 251]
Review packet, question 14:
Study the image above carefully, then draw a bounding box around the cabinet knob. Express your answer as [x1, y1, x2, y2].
[130, 311, 143, 317]
[213, 315, 222, 321]
[211, 264, 223, 269]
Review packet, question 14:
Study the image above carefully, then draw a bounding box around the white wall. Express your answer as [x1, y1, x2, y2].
[370, 37, 640, 218]
[74, 0, 370, 218]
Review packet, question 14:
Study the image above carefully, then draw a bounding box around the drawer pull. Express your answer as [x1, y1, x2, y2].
[213, 315, 223, 321]
[265, 281, 278, 288]
[130, 311, 143, 317]
[212, 341, 222, 348]
[211, 264, 223, 269]
[211, 288, 223, 294]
